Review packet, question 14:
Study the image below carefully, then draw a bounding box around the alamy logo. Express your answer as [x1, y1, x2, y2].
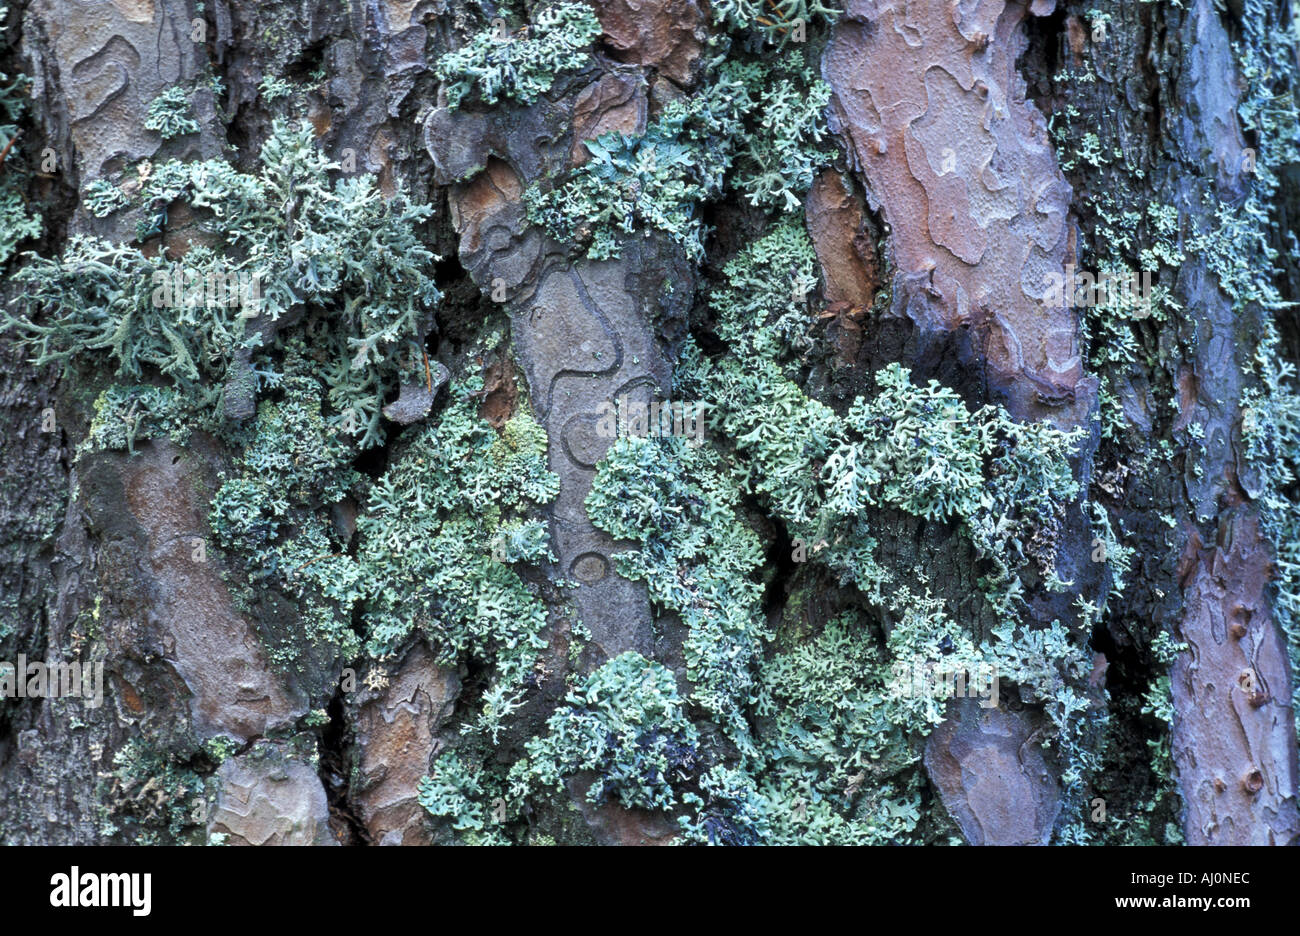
[0, 655, 104, 707]
[886, 656, 1000, 709]
[1040, 266, 1155, 316]
[595, 397, 706, 443]
[150, 266, 263, 317]
[50, 867, 151, 916]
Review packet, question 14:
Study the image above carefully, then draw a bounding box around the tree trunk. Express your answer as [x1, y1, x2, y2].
[0, 0, 1296, 845]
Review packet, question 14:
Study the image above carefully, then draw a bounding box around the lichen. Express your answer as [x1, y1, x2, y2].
[82, 179, 130, 218]
[355, 375, 558, 734]
[0, 7, 39, 264]
[434, 2, 601, 110]
[512, 651, 700, 811]
[144, 86, 200, 140]
[1221, 0, 1300, 727]
[709, 0, 841, 45]
[569, 212, 1091, 844]
[84, 384, 197, 455]
[209, 356, 560, 726]
[418, 750, 506, 843]
[103, 739, 210, 845]
[586, 435, 766, 746]
[524, 54, 832, 259]
[687, 220, 1084, 615]
[7, 119, 441, 450]
[209, 350, 366, 668]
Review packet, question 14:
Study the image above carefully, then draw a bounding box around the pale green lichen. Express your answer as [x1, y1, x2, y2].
[355, 377, 558, 704]
[8, 238, 250, 401]
[0, 9, 39, 264]
[7, 119, 441, 450]
[84, 384, 196, 455]
[209, 350, 365, 667]
[104, 739, 209, 845]
[586, 435, 766, 747]
[258, 75, 295, 102]
[418, 750, 508, 844]
[1220, 0, 1300, 727]
[709, 0, 841, 46]
[434, 2, 601, 110]
[687, 221, 1084, 615]
[568, 213, 1092, 844]
[525, 55, 832, 260]
[512, 651, 700, 811]
[211, 361, 559, 728]
[83, 179, 130, 218]
[144, 86, 200, 140]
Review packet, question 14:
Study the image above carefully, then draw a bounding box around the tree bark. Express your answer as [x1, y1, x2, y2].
[0, 0, 1296, 845]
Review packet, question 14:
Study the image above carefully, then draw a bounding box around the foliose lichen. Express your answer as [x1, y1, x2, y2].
[144, 86, 200, 140]
[434, 2, 602, 110]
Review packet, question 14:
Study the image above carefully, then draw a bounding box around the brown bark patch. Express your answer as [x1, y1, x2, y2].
[353, 644, 460, 846]
[480, 354, 519, 428]
[1170, 508, 1300, 845]
[569, 72, 647, 167]
[589, 0, 705, 86]
[805, 169, 880, 365]
[117, 441, 306, 741]
[923, 698, 1061, 845]
[824, 0, 1094, 426]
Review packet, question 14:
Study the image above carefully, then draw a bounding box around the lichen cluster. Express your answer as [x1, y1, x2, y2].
[586, 435, 766, 746]
[515, 652, 700, 811]
[144, 86, 200, 140]
[690, 222, 1084, 615]
[433, 1, 602, 110]
[6, 0, 1296, 848]
[7, 119, 441, 449]
[1042, 0, 1300, 842]
[412, 7, 1103, 846]
[562, 219, 1094, 844]
[352, 375, 558, 734]
[1220, 0, 1300, 728]
[524, 53, 833, 260]
[6, 113, 561, 742]
[0, 3, 40, 264]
